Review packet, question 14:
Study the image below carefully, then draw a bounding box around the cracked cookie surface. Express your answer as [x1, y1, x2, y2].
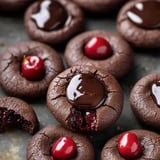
[27, 125, 95, 160]
[64, 30, 133, 79]
[0, 41, 64, 99]
[47, 65, 123, 133]
[101, 129, 160, 160]
[130, 73, 160, 131]
[0, 96, 39, 134]
[117, 0, 160, 49]
[24, 0, 84, 45]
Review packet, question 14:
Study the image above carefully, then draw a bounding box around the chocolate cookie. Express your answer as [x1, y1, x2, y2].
[101, 129, 160, 159]
[0, 0, 34, 13]
[64, 30, 133, 79]
[27, 125, 95, 160]
[117, 0, 160, 49]
[47, 65, 123, 133]
[0, 41, 64, 99]
[24, 0, 84, 45]
[130, 73, 160, 131]
[0, 96, 39, 134]
[72, 0, 128, 14]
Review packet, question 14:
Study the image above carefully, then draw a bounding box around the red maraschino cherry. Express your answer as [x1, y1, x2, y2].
[21, 55, 45, 81]
[84, 36, 112, 60]
[118, 132, 142, 159]
[51, 136, 77, 160]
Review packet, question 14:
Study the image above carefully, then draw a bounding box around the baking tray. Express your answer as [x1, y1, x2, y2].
[0, 10, 160, 160]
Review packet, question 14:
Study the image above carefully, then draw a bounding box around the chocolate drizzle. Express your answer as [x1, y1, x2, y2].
[127, 1, 160, 29]
[66, 73, 106, 110]
[31, 0, 69, 31]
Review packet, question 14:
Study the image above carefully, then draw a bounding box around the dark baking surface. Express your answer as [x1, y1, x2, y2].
[0, 10, 160, 160]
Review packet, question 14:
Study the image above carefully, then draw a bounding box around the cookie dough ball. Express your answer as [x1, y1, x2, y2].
[0, 41, 64, 99]
[47, 65, 123, 133]
[117, 0, 160, 49]
[27, 125, 95, 160]
[24, 0, 84, 45]
[101, 129, 160, 159]
[64, 30, 133, 79]
[130, 72, 160, 131]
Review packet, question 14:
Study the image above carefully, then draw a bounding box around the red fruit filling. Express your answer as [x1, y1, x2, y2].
[51, 136, 77, 160]
[0, 107, 31, 132]
[84, 36, 112, 60]
[21, 55, 45, 81]
[118, 132, 142, 159]
[68, 108, 96, 132]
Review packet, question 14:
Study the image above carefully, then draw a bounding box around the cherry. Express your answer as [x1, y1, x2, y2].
[21, 55, 45, 81]
[84, 36, 112, 60]
[118, 132, 142, 159]
[51, 136, 77, 160]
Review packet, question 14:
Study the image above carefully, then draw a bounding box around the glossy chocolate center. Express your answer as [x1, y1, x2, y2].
[127, 1, 160, 29]
[151, 81, 160, 106]
[31, 0, 69, 31]
[66, 73, 106, 110]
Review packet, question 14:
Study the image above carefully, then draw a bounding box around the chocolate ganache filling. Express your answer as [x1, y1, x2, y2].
[127, 1, 160, 29]
[66, 73, 106, 132]
[31, 0, 69, 31]
[151, 81, 160, 106]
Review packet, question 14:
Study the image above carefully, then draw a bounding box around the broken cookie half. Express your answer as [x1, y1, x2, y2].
[0, 97, 39, 134]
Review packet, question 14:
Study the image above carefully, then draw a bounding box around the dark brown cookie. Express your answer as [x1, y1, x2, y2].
[64, 30, 133, 79]
[0, 0, 34, 13]
[27, 125, 95, 160]
[117, 0, 160, 49]
[47, 65, 123, 133]
[72, 0, 128, 14]
[130, 73, 160, 131]
[24, 0, 84, 45]
[101, 129, 160, 159]
[0, 41, 64, 99]
[0, 96, 39, 134]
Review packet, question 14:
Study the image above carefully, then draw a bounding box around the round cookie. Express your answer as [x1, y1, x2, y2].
[117, 0, 160, 49]
[47, 65, 123, 133]
[0, 96, 39, 134]
[27, 125, 95, 160]
[101, 129, 160, 159]
[64, 30, 133, 79]
[72, 0, 128, 14]
[0, 0, 34, 13]
[24, 0, 84, 45]
[130, 72, 160, 131]
[0, 41, 64, 99]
